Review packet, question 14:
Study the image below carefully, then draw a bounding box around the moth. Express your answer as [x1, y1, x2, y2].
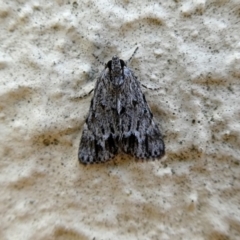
[78, 48, 165, 164]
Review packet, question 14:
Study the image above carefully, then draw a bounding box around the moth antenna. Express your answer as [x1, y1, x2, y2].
[92, 53, 105, 66]
[127, 47, 139, 65]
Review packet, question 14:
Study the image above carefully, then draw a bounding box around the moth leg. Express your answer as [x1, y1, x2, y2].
[71, 88, 94, 100]
[141, 84, 160, 91]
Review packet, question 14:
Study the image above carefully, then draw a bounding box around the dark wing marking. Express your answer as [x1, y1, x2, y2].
[119, 67, 165, 159]
[78, 70, 119, 164]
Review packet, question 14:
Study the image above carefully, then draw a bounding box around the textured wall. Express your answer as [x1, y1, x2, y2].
[0, 0, 240, 239]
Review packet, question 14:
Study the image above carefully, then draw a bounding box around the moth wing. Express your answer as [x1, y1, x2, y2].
[120, 68, 165, 159]
[78, 71, 119, 164]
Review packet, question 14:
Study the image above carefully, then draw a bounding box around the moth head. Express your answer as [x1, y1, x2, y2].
[106, 56, 125, 70]
[106, 56, 126, 88]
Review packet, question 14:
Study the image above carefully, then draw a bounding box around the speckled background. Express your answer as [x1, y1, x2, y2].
[1, 0, 240, 239]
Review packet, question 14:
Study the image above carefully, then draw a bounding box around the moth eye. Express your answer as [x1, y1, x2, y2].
[107, 60, 112, 70]
[120, 60, 126, 68]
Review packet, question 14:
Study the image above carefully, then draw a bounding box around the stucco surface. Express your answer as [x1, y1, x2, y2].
[0, 1, 240, 239]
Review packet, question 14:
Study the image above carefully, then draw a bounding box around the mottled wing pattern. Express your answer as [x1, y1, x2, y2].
[78, 69, 119, 164]
[78, 52, 165, 164]
[119, 67, 165, 159]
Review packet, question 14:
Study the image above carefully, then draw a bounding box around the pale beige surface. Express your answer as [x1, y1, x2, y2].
[1, 0, 240, 239]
